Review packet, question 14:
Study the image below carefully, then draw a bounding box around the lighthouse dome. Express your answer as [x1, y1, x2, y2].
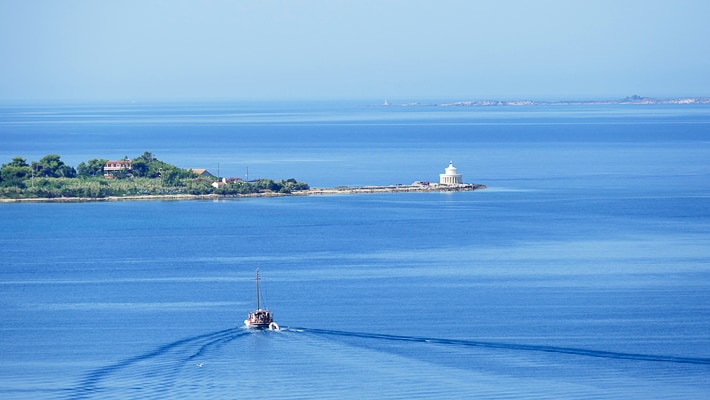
[440, 161, 463, 185]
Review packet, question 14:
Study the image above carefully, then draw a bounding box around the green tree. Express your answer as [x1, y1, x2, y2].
[5, 156, 29, 168]
[131, 152, 157, 177]
[136, 151, 156, 163]
[253, 179, 279, 192]
[276, 178, 309, 193]
[32, 154, 76, 178]
[77, 158, 107, 177]
[131, 158, 149, 177]
[1, 156, 32, 187]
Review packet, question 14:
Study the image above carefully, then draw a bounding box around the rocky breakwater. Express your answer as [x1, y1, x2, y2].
[302, 183, 486, 196]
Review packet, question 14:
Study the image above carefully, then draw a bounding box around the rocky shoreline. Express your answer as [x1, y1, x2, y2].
[0, 183, 486, 203]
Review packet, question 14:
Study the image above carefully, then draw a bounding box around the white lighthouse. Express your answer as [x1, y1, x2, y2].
[439, 161, 463, 185]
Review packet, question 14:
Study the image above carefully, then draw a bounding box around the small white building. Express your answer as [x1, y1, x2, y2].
[211, 177, 227, 189]
[439, 161, 463, 185]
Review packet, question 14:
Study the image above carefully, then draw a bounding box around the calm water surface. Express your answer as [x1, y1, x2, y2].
[1, 102, 709, 398]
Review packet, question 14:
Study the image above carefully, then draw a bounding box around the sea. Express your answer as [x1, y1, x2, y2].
[1, 101, 709, 399]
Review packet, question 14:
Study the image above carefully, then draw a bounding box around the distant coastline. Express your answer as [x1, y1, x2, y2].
[0, 183, 486, 203]
[381, 95, 710, 107]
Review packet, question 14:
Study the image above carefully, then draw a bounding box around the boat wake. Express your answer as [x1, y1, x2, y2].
[63, 325, 709, 399]
[65, 327, 249, 399]
[286, 327, 710, 366]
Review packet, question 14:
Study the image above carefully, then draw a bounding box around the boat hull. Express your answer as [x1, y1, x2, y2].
[244, 320, 279, 330]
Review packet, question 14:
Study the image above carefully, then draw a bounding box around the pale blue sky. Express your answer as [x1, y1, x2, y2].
[1, 0, 708, 102]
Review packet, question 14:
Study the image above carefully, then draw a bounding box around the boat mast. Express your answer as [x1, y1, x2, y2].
[256, 268, 261, 311]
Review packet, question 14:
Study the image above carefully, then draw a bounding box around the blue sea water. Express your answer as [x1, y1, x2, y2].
[1, 102, 710, 398]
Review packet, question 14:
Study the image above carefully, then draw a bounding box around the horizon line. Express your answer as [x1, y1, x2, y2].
[1, 94, 709, 107]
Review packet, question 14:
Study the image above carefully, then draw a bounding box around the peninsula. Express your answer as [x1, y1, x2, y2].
[0, 153, 485, 202]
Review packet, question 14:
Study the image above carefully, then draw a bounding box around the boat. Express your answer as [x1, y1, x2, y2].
[244, 268, 279, 330]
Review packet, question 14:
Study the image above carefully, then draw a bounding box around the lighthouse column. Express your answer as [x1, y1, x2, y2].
[439, 161, 463, 185]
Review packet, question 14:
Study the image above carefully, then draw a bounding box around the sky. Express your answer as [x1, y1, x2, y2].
[1, 0, 709, 102]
